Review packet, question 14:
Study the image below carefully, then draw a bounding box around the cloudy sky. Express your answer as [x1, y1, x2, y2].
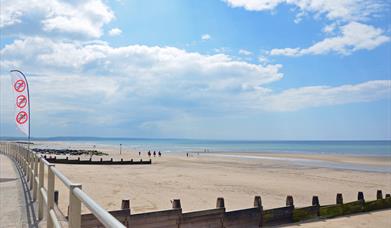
[0, 0, 390, 140]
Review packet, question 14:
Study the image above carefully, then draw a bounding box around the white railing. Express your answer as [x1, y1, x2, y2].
[0, 142, 126, 228]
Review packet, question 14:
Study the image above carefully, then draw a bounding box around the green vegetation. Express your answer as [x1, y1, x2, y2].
[292, 206, 318, 222]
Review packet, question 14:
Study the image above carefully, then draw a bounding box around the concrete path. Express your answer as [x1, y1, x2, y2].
[0, 154, 38, 228]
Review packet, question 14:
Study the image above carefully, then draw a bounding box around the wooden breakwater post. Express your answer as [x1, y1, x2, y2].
[254, 195, 262, 208]
[172, 199, 181, 209]
[377, 190, 383, 199]
[216, 197, 225, 209]
[312, 196, 319, 206]
[336, 193, 343, 204]
[286, 195, 294, 207]
[121, 199, 130, 209]
[292, 195, 320, 222]
[358, 191, 364, 202]
[263, 195, 295, 226]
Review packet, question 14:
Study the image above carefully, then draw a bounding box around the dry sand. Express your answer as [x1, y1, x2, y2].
[33, 142, 391, 227]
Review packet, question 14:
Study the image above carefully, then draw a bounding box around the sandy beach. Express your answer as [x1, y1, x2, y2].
[32, 142, 391, 226]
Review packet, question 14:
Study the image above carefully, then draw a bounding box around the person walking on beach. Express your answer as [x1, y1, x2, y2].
[158, 151, 161, 157]
[153, 151, 156, 157]
[138, 151, 141, 156]
[148, 151, 151, 157]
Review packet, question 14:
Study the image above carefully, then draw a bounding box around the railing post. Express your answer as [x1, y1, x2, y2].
[15, 145, 19, 164]
[38, 158, 45, 220]
[23, 149, 27, 175]
[27, 152, 31, 182]
[33, 155, 39, 201]
[29, 154, 34, 190]
[69, 184, 82, 228]
[22, 149, 26, 175]
[47, 164, 55, 228]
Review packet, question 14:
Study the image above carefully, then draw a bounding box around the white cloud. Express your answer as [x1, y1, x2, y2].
[1, 37, 390, 136]
[0, 0, 114, 38]
[225, 0, 389, 56]
[225, 0, 285, 11]
[0, 37, 283, 117]
[270, 47, 301, 56]
[259, 80, 391, 111]
[270, 22, 390, 56]
[323, 23, 337, 34]
[224, 0, 385, 22]
[239, 49, 252, 55]
[1, 37, 389, 120]
[0, 37, 282, 89]
[201, 34, 211, 40]
[108, 28, 122, 36]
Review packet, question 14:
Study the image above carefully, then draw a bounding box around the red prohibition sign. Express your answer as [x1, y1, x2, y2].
[14, 79, 26, 92]
[16, 95, 28, 108]
[16, 111, 28, 125]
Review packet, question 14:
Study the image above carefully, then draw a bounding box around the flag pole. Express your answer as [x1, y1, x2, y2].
[10, 70, 31, 149]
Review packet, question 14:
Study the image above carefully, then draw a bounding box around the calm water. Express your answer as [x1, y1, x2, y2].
[33, 138, 391, 156]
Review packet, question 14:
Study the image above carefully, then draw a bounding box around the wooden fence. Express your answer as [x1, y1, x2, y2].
[80, 191, 391, 227]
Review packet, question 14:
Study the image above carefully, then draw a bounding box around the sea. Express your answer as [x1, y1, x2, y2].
[5, 137, 389, 172]
[28, 138, 391, 156]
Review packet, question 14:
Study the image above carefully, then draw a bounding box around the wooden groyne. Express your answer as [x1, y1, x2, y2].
[43, 155, 152, 165]
[79, 191, 391, 227]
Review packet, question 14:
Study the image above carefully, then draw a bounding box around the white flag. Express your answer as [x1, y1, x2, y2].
[10, 70, 30, 137]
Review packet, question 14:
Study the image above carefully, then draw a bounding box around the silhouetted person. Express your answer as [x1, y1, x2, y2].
[138, 151, 141, 156]
[158, 151, 161, 157]
[153, 151, 156, 157]
[148, 151, 151, 157]
[186, 153, 189, 157]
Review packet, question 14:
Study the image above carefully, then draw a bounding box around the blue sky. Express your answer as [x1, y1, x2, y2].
[0, 0, 390, 140]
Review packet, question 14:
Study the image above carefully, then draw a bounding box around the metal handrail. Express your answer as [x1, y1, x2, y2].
[49, 209, 62, 228]
[40, 187, 48, 204]
[0, 142, 126, 228]
[50, 166, 73, 188]
[73, 188, 126, 227]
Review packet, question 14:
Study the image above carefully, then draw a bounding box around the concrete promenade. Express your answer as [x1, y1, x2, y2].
[0, 154, 38, 228]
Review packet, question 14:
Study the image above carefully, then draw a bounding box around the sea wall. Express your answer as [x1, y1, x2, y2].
[77, 190, 391, 227]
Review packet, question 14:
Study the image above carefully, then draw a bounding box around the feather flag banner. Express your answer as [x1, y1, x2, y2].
[10, 70, 30, 137]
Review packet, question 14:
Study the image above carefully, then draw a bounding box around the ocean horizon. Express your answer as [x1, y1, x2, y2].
[3, 137, 390, 156]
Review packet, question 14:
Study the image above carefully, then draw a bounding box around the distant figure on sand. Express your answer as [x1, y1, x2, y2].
[186, 153, 189, 157]
[158, 151, 161, 157]
[153, 151, 156, 157]
[138, 151, 141, 156]
[148, 151, 151, 157]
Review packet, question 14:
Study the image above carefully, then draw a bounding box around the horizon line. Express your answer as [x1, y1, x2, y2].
[0, 136, 390, 142]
